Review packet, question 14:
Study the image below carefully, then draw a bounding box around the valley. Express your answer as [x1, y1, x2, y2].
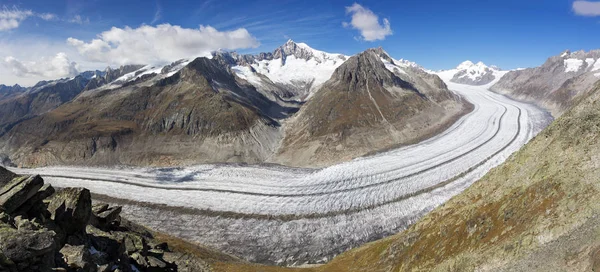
[9, 75, 552, 265]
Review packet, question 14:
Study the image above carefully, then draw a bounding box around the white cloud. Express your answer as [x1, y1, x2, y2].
[38, 13, 57, 21]
[343, 3, 392, 41]
[67, 24, 260, 65]
[573, 1, 600, 16]
[2, 52, 79, 78]
[0, 7, 33, 31]
[69, 15, 90, 24]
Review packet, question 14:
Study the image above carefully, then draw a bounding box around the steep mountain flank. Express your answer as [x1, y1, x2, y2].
[491, 49, 600, 116]
[0, 57, 290, 167]
[0, 76, 90, 136]
[0, 65, 146, 138]
[274, 49, 471, 167]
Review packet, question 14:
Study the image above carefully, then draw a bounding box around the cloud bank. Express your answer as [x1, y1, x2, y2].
[67, 24, 260, 65]
[573, 1, 600, 16]
[3, 53, 79, 78]
[343, 3, 392, 41]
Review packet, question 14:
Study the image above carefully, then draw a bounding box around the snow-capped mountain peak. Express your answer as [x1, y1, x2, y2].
[456, 60, 496, 72]
[273, 39, 346, 64]
[438, 60, 505, 86]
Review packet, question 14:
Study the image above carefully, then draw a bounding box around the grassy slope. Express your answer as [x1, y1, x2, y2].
[213, 81, 600, 271]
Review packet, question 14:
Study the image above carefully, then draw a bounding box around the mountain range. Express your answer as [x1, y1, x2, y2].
[3, 39, 600, 272]
[0, 40, 469, 168]
[491, 49, 600, 116]
[178, 50, 600, 272]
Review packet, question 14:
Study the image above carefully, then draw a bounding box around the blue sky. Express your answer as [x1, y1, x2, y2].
[0, 0, 599, 85]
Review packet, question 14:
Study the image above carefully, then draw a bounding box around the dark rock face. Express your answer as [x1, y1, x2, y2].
[48, 188, 92, 235]
[0, 175, 44, 213]
[0, 166, 207, 271]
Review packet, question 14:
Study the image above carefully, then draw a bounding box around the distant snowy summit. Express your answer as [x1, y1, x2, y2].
[491, 48, 600, 116]
[444, 60, 503, 86]
[558, 49, 600, 75]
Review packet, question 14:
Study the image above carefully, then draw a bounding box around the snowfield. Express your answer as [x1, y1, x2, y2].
[10, 74, 552, 265]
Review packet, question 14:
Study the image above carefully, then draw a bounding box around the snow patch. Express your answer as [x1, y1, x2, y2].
[585, 58, 596, 69]
[232, 66, 263, 86]
[381, 58, 407, 75]
[592, 59, 600, 72]
[564, 58, 584, 73]
[251, 55, 344, 93]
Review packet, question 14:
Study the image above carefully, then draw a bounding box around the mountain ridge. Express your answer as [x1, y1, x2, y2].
[491, 49, 600, 116]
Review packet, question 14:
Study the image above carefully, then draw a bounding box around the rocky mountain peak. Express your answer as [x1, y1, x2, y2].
[560, 49, 571, 58]
[273, 39, 316, 62]
[330, 49, 409, 90]
[367, 47, 394, 64]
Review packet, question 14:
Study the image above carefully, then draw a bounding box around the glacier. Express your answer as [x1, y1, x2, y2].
[10, 74, 552, 265]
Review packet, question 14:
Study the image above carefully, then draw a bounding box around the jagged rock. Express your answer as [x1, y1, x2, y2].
[130, 252, 148, 267]
[146, 255, 167, 270]
[123, 233, 148, 255]
[14, 215, 39, 231]
[147, 248, 164, 258]
[48, 188, 92, 235]
[91, 203, 109, 215]
[91, 205, 122, 229]
[15, 183, 55, 216]
[0, 167, 193, 271]
[0, 175, 44, 213]
[59, 244, 93, 272]
[0, 226, 56, 271]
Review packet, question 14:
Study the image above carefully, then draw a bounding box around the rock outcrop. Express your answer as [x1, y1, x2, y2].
[0, 166, 214, 271]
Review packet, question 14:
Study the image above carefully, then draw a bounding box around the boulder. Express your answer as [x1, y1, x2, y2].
[123, 233, 148, 255]
[90, 203, 122, 230]
[48, 188, 92, 235]
[59, 244, 93, 272]
[0, 175, 44, 213]
[15, 183, 55, 215]
[146, 255, 168, 271]
[0, 226, 56, 271]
